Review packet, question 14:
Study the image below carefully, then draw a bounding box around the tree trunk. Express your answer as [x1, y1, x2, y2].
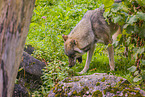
[0, 0, 35, 97]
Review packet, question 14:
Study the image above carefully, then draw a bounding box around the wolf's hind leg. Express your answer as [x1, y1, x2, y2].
[79, 44, 96, 74]
[107, 40, 115, 71]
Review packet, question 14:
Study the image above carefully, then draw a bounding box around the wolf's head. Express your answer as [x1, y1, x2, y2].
[62, 34, 84, 67]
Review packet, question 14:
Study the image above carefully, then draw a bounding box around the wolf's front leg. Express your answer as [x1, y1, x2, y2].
[79, 44, 96, 74]
[108, 44, 115, 71]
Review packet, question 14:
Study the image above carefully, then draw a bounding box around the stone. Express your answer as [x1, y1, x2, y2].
[48, 73, 145, 97]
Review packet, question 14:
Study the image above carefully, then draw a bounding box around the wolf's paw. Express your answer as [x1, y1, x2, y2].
[110, 67, 115, 71]
[78, 70, 87, 74]
[78, 71, 84, 74]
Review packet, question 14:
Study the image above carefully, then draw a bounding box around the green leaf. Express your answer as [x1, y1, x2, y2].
[137, 47, 144, 54]
[103, 9, 110, 18]
[136, 12, 145, 20]
[108, 43, 112, 47]
[111, 3, 120, 12]
[122, 4, 129, 12]
[133, 77, 142, 82]
[136, 0, 145, 7]
[103, 0, 114, 8]
[134, 71, 139, 76]
[127, 15, 138, 24]
[126, 37, 130, 46]
[113, 15, 121, 23]
[142, 73, 145, 80]
[141, 60, 145, 65]
[127, 66, 136, 72]
[18, 67, 24, 72]
[116, 33, 122, 41]
[113, 40, 119, 47]
[123, 24, 129, 29]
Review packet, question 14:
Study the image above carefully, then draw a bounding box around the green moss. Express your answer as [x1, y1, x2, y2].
[76, 86, 89, 96]
[63, 87, 66, 90]
[135, 90, 140, 94]
[118, 87, 124, 91]
[120, 80, 130, 87]
[102, 79, 143, 97]
[122, 88, 142, 97]
[103, 85, 119, 95]
[122, 83, 129, 87]
[92, 90, 103, 97]
[61, 84, 64, 87]
[53, 87, 55, 90]
[101, 77, 106, 82]
[80, 82, 84, 86]
[68, 86, 72, 89]
[73, 77, 80, 82]
[135, 91, 142, 97]
[64, 91, 68, 94]
[52, 84, 67, 97]
[55, 94, 60, 97]
[106, 83, 111, 85]
[53, 89, 56, 93]
[103, 89, 106, 95]
[64, 93, 68, 96]
[83, 86, 89, 91]
[117, 81, 122, 85]
[127, 93, 135, 97]
[113, 95, 118, 97]
[29, 62, 35, 66]
[108, 86, 112, 90]
[110, 89, 115, 93]
[53, 79, 143, 97]
[72, 90, 77, 95]
[63, 77, 72, 83]
[112, 86, 119, 93]
[96, 82, 100, 86]
[120, 79, 123, 81]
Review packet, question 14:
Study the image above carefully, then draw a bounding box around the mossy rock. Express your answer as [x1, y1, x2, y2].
[48, 73, 145, 97]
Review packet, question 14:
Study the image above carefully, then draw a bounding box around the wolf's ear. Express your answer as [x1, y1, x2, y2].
[62, 34, 68, 41]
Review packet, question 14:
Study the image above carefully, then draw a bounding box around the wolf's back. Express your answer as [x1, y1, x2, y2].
[68, 8, 120, 48]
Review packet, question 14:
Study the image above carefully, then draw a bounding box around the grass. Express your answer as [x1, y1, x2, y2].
[71, 44, 134, 77]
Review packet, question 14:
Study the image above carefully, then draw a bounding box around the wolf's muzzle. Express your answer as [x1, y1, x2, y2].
[68, 57, 76, 68]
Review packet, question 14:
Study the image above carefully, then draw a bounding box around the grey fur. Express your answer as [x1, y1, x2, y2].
[62, 8, 121, 73]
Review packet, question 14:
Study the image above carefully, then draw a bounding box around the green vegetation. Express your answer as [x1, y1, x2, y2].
[92, 90, 103, 97]
[103, 80, 143, 97]
[96, 82, 100, 86]
[101, 77, 106, 82]
[25, 0, 145, 96]
[103, 0, 145, 89]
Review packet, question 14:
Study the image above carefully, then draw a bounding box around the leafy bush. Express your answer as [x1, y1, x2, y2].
[103, 0, 145, 88]
[33, 60, 77, 96]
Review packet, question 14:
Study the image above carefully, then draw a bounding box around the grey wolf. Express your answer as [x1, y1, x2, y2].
[62, 8, 121, 74]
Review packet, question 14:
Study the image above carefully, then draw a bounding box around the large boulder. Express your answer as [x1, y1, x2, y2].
[19, 51, 45, 77]
[13, 84, 29, 97]
[13, 51, 46, 97]
[48, 73, 145, 97]
[24, 45, 35, 55]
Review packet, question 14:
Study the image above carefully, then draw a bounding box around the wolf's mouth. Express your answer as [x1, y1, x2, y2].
[68, 57, 76, 68]
[68, 56, 83, 67]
